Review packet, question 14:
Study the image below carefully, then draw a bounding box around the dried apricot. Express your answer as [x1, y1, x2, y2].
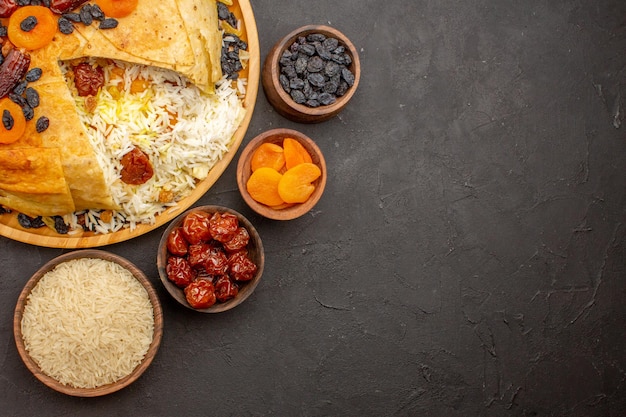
[0, 98, 26, 144]
[250, 142, 286, 172]
[283, 138, 312, 170]
[95, 0, 139, 18]
[246, 167, 285, 206]
[278, 163, 321, 203]
[8, 6, 56, 51]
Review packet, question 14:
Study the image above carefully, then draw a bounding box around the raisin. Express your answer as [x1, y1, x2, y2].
[20, 16, 37, 32]
[78, 5, 92, 24]
[99, 17, 118, 29]
[2, 109, 13, 130]
[58, 16, 73, 34]
[279, 74, 290, 93]
[290, 89, 306, 104]
[306, 56, 324, 73]
[8, 92, 26, 107]
[25, 67, 42, 82]
[341, 68, 355, 87]
[0, 26, 7, 37]
[25, 87, 39, 108]
[16, 0, 29, 6]
[307, 33, 326, 43]
[35, 115, 49, 133]
[295, 56, 308, 74]
[12, 80, 27, 95]
[318, 92, 336, 106]
[307, 72, 326, 88]
[22, 105, 34, 121]
[53, 216, 69, 234]
[63, 12, 81, 22]
[323, 37, 339, 51]
[289, 77, 304, 90]
[89, 3, 104, 20]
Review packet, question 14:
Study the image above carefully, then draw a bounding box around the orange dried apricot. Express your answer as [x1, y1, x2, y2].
[0, 98, 26, 144]
[95, 0, 139, 18]
[250, 142, 286, 172]
[278, 163, 321, 203]
[246, 167, 285, 206]
[8, 6, 56, 51]
[283, 138, 312, 170]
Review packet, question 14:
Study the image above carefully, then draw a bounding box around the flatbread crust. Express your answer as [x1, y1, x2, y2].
[0, 148, 75, 215]
[0, 0, 224, 217]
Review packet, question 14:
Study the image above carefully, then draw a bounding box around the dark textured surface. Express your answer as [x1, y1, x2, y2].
[1, 0, 626, 416]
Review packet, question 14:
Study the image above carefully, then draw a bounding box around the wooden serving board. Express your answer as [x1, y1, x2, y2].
[0, 0, 260, 249]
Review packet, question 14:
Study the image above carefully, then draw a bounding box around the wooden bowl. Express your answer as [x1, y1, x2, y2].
[237, 128, 327, 220]
[13, 250, 163, 397]
[157, 205, 264, 313]
[262, 25, 361, 123]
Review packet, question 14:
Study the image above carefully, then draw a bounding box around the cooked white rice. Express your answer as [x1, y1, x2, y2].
[61, 59, 246, 234]
[20, 257, 154, 389]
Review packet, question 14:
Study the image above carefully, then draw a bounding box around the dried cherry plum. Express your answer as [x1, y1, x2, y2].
[208, 212, 238, 243]
[166, 256, 195, 288]
[181, 211, 212, 244]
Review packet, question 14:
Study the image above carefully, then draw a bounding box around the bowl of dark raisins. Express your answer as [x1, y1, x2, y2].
[262, 25, 360, 123]
[157, 206, 264, 313]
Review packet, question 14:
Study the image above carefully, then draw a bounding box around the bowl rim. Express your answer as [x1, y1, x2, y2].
[266, 24, 361, 119]
[157, 205, 265, 313]
[236, 128, 327, 220]
[13, 249, 163, 397]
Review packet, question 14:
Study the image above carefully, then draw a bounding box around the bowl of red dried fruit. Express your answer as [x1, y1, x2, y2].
[157, 206, 264, 313]
[262, 25, 361, 123]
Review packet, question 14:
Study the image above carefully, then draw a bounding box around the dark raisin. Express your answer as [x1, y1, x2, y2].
[333, 45, 345, 54]
[306, 99, 320, 108]
[54, 216, 69, 234]
[43, 0, 50, 6]
[295, 56, 308, 74]
[99, 18, 118, 29]
[331, 54, 346, 65]
[8, 92, 26, 107]
[58, 16, 74, 34]
[2, 109, 13, 130]
[298, 43, 315, 56]
[0, 206, 11, 214]
[336, 81, 349, 96]
[279, 74, 290, 93]
[22, 105, 34, 121]
[307, 72, 326, 88]
[63, 13, 81, 23]
[0, 26, 7, 38]
[323, 37, 339, 51]
[90, 3, 104, 20]
[25, 67, 42, 82]
[281, 64, 296, 79]
[341, 67, 355, 87]
[79, 5, 92, 25]
[16, 0, 29, 6]
[31, 216, 45, 228]
[307, 56, 324, 73]
[315, 43, 332, 61]
[20, 16, 37, 32]
[30, 0, 42, 5]
[323, 80, 339, 94]
[290, 89, 306, 104]
[13, 80, 27, 95]
[25, 87, 39, 108]
[35, 116, 49, 133]
[318, 92, 336, 106]
[324, 61, 341, 78]
[307, 33, 326, 43]
[216, 2, 230, 20]
[289, 77, 304, 90]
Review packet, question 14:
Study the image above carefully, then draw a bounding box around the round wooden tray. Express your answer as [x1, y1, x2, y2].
[0, 0, 260, 249]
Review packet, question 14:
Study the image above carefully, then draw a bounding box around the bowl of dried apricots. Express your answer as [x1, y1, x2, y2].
[236, 128, 326, 220]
